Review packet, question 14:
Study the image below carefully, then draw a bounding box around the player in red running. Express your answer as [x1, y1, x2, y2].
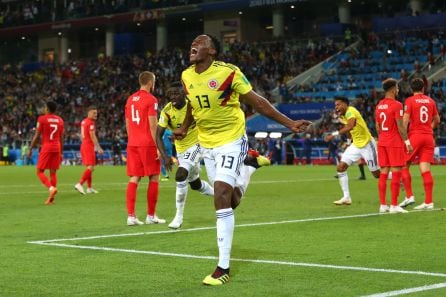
[375, 78, 413, 214]
[74, 106, 103, 195]
[399, 78, 440, 210]
[125, 71, 165, 226]
[28, 101, 64, 205]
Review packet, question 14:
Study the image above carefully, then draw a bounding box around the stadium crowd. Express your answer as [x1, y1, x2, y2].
[0, 37, 340, 150]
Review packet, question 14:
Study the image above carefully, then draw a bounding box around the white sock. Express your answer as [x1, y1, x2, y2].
[216, 208, 234, 269]
[175, 181, 188, 219]
[338, 171, 350, 198]
[238, 165, 256, 196]
[198, 180, 214, 196]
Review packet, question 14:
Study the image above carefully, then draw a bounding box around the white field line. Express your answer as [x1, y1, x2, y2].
[29, 242, 446, 279]
[27, 211, 446, 280]
[361, 282, 446, 297]
[27, 210, 443, 244]
[28, 212, 385, 243]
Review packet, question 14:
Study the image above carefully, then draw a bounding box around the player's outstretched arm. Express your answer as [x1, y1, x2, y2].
[240, 90, 311, 133]
[155, 125, 172, 172]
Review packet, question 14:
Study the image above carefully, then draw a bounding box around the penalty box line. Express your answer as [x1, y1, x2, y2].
[28, 211, 446, 280]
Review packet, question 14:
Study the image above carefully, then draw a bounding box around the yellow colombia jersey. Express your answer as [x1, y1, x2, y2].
[340, 106, 372, 148]
[158, 101, 199, 154]
[181, 60, 253, 148]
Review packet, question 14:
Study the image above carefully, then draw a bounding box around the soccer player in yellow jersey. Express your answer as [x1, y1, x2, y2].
[175, 34, 311, 285]
[156, 82, 214, 229]
[325, 97, 380, 205]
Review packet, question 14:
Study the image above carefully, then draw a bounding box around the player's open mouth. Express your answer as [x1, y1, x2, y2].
[190, 48, 198, 57]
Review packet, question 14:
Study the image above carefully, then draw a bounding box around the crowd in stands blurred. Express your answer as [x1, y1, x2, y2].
[0, 37, 338, 150]
[0, 0, 201, 27]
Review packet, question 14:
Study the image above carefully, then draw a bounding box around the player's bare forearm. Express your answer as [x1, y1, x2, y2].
[396, 119, 409, 141]
[241, 91, 310, 132]
[432, 115, 440, 129]
[148, 116, 158, 144]
[155, 127, 168, 161]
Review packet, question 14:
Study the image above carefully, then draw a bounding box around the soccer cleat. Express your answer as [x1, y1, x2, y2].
[413, 202, 434, 210]
[145, 215, 166, 224]
[74, 183, 86, 195]
[358, 176, 366, 180]
[168, 216, 183, 229]
[399, 196, 415, 208]
[127, 216, 144, 226]
[389, 205, 408, 214]
[333, 197, 352, 205]
[86, 188, 99, 194]
[45, 187, 58, 205]
[203, 267, 230, 286]
[379, 205, 389, 213]
[256, 155, 271, 167]
[244, 149, 271, 168]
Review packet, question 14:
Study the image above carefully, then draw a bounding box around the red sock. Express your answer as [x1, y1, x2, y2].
[37, 170, 51, 188]
[50, 171, 57, 187]
[421, 171, 434, 204]
[390, 171, 402, 206]
[79, 168, 91, 185]
[401, 167, 413, 197]
[147, 181, 159, 216]
[126, 182, 138, 216]
[378, 173, 388, 205]
[87, 173, 92, 188]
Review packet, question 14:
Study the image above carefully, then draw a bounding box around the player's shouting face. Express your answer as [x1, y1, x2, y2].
[189, 35, 215, 64]
[334, 99, 348, 116]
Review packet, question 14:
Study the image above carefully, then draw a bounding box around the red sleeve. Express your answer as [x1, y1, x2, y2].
[37, 116, 43, 132]
[404, 98, 412, 115]
[147, 96, 158, 116]
[395, 102, 403, 120]
[432, 99, 439, 116]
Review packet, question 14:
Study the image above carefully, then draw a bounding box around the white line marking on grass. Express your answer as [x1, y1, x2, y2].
[29, 242, 446, 279]
[29, 212, 384, 243]
[361, 282, 446, 296]
[28, 210, 443, 244]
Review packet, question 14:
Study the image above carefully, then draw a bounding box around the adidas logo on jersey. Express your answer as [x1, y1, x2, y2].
[189, 84, 194, 89]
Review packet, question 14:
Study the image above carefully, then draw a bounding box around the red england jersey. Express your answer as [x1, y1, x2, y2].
[375, 98, 404, 147]
[404, 94, 439, 136]
[37, 114, 64, 153]
[125, 89, 158, 147]
[81, 118, 95, 147]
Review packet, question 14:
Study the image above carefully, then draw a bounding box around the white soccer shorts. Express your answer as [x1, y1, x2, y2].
[177, 143, 203, 182]
[201, 135, 248, 188]
[341, 138, 379, 171]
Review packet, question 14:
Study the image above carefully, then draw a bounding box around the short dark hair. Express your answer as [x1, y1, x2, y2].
[87, 105, 97, 112]
[334, 96, 349, 105]
[382, 78, 398, 92]
[410, 78, 425, 92]
[205, 34, 220, 57]
[46, 101, 57, 113]
[168, 81, 183, 89]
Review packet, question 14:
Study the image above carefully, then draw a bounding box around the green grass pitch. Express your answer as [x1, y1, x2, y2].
[1, 164, 445, 296]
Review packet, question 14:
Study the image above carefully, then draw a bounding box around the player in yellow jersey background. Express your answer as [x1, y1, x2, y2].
[156, 81, 214, 230]
[325, 97, 380, 206]
[175, 34, 311, 286]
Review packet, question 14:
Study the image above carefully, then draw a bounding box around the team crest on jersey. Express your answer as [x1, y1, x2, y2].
[208, 79, 218, 89]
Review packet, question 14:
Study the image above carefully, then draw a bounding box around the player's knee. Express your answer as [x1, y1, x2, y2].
[175, 167, 188, 182]
[337, 162, 348, 172]
[372, 170, 380, 178]
[189, 178, 202, 190]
